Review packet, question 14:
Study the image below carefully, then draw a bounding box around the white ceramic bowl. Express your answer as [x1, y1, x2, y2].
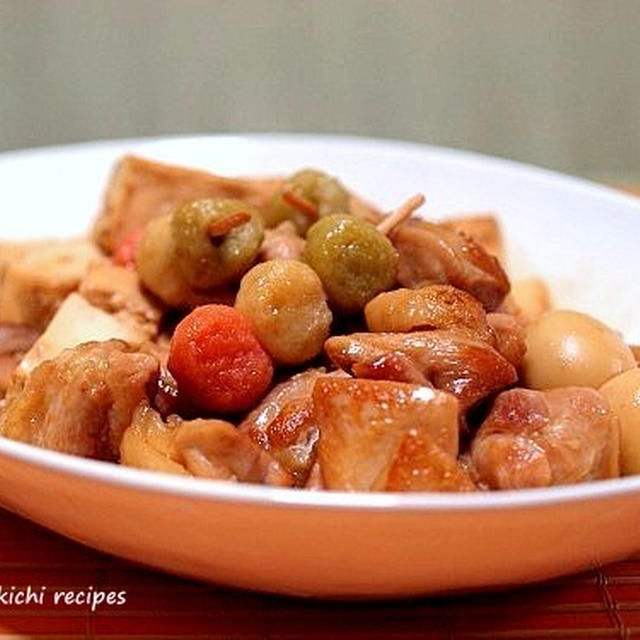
[1, 134, 640, 598]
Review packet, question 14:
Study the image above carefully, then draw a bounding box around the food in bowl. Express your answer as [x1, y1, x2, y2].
[0, 154, 636, 492]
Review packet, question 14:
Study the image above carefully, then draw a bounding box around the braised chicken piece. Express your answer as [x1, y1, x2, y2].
[0, 340, 159, 460]
[314, 378, 474, 491]
[364, 286, 526, 368]
[0, 324, 39, 397]
[364, 284, 495, 345]
[471, 387, 620, 490]
[121, 403, 292, 486]
[175, 418, 291, 485]
[258, 221, 306, 262]
[385, 429, 476, 492]
[239, 368, 347, 485]
[119, 403, 188, 475]
[325, 330, 517, 412]
[486, 312, 526, 368]
[304, 462, 324, 489]
[389, 220, 510, 311]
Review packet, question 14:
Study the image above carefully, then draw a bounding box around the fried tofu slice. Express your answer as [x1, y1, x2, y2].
[629, 345, 640, 366]
[0, 240, 101, 330]
[0, 340, 159, 460]
[79, 261, 162, 339]
[0, 241, 48, 286]
[314, 378, 470, 491]
[14, 293, 148, 383]
[92, 155, 283, 254]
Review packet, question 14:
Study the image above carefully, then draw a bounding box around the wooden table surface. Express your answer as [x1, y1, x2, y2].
[0, 185, 639, 640]
[0, 504, 638, 639]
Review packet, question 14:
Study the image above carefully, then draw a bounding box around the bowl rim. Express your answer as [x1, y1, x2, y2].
[2, 132, 640, 514]
[3, 433, 640, 512]
[2, 131, 639, 211]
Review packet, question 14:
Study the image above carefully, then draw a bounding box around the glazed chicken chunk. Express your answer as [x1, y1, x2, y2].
[238, 368, 346, 485]
[314, 377, 474, 491]
[325, 330, 517, 413]
[471, 387, 620, 489]
[0, 340, 159, 460]
[121, 403, 292, 486]
[390, 220, 510, 311]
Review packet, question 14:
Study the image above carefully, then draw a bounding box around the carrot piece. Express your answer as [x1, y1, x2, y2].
[167, 304, 273, 414]
[112, 227, 145, 269]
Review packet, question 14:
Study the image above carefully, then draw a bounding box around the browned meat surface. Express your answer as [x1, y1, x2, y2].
[120, 403, 292, 486]
[258, 221, 306, 262]
[239, 368, 347, 485]
[175, 418, 291, 485]
[325, 330, 517, 412]
[92, 155, 283, 254]
[364, 284, 495, 345]
[440, 214, 504, 262]
[0, 340, 159, 460]
[471, 387, 620, 489]
[390, 220, 510, 311]
[313, 378, 471, 491]
[486, 312, 526, 367]
[304, 462, 324, 489]
[386, 430, 476, 492]
[119, 403, 189, 475]
[0, 324, 39, 396]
